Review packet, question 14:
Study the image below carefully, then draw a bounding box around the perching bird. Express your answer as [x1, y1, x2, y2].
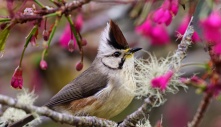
[10, 20, 141, 127]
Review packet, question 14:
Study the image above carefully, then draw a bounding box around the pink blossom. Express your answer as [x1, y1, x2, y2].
[153, 0, 179, 26]
[59, 14, 83, 49]
[153, 8, 172, 26]
[151, 70, 174, 91]
[59, 25, 77, 49]
[75, 14, 83, 32]
[177, 15, 200, 42]
[11, 66, 23, 89]
[40, 60, 48, 70]
[149, 25, 170, 45]
[136, 19, 170, 45]
[170, 0, 179, 15]
[213, 43, 221, 55]
[135, 19, 153, 37]
[201, 11, 221, 44]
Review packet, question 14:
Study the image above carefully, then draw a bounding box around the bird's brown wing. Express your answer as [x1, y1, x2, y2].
[45, 66, 108, 108]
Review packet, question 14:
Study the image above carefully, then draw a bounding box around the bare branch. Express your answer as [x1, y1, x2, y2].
[0, 94, 117, 127]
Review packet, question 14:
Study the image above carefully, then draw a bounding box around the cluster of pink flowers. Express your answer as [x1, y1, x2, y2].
[136, 0, 179, 45]
[201, 10, 221, 55]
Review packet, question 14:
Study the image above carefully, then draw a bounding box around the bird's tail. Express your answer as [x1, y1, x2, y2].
[9, 114, 34, 127]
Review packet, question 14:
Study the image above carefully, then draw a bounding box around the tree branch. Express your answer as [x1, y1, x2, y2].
[188, 93, 213, 127]
[10, 0, 91, 24]
[118, 96, 156, 127]
[0, 94, 117, 127]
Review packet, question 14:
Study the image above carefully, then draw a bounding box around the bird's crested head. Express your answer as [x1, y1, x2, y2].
[97, 20, 141, 70]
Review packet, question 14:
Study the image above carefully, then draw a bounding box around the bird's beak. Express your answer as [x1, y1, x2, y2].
[128, 48, 142, 54]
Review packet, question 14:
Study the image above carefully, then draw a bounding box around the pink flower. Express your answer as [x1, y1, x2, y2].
[153, 0, 179, 26]
[201, 11, 221, 44]
[170, 0, 179, 15]
[136, 19, 153, 37]
[136, 19, 170, 45]
[75, 14, 83, 32]
[177, 15, 200, 42]
[40, 60, 48, 70]
[149, 25, 170, 45]
[59, 25, 77, 49]
[59, 14, 83, 49]
[153, 8, 172, 26]
[213, 43, 221, 55]
[151, 70, 174, 91]
[11, 66, 23, 89]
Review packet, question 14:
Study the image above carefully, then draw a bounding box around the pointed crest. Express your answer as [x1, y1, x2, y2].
[108, 20, 129, 49]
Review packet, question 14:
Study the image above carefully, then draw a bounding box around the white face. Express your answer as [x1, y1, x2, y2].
[101, 49, 131, 70]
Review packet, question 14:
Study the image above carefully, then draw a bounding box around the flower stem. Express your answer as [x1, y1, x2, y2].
[188, 93, 213, 127]
[19, 25, 38, 67]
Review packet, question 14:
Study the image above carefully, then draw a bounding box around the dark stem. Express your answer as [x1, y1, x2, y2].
[189, 93, 213, 127]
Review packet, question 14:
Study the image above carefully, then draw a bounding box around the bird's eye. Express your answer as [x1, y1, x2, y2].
[112, 51, 121, 57]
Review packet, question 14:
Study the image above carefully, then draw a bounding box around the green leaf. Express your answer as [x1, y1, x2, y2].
[0, 26, 10, 52]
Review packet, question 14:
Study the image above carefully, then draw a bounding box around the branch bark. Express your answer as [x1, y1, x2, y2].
[188, 93, 213, 127]
[0, 94, 117, 127]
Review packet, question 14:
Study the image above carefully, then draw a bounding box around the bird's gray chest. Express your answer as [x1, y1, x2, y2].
[89, 76, 136, 118]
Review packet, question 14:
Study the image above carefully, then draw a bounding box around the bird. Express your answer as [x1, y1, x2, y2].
[10, 20, 142, 127]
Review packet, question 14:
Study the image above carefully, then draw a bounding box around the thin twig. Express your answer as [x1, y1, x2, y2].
[0, 94, 117, 127]
[188, 93, 213, 127]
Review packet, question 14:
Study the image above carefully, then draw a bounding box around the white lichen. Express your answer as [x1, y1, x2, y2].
[0, 89, 38, 124]
[133, 51, 187, 105]
[136, 118, 152, 127]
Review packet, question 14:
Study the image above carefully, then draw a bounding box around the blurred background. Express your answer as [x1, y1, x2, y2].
[0, 0, 221, 127]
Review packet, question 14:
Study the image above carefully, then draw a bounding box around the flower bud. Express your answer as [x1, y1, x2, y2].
[68, 40, 75, 52]
[40, 60, 48, 70]
[11, 66, 23, 89]
[75, 61, 83, 71]
[43, 30, 49, 41]
[81, 39, 87, 46]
